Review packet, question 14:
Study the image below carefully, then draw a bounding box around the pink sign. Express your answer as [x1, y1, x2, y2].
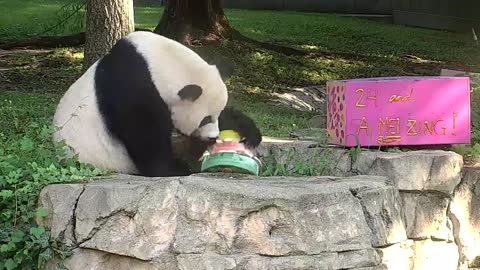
[326, 76, 471, 147]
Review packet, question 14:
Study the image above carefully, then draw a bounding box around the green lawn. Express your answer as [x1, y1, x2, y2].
[3, 1, 478, 69]
[0, 0, 85, 39]
[1, 2, 479, 137]
[227, 10, 479, 69]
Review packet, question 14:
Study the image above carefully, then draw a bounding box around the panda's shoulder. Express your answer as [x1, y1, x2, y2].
[124, 31, 169, 48]
[125, 32, 208, 68]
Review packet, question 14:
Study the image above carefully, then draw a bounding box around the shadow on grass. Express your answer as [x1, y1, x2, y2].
[0, 48, 83, 94]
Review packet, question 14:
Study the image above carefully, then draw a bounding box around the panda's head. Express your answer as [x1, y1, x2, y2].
[171, 65, 228, 140]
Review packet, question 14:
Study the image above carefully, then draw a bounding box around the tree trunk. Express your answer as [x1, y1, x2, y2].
[153, 0, 233, 45]
[83, 0, 135, 70]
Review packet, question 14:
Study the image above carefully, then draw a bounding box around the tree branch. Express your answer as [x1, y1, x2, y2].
[0, 28, 150, 50]
[0, 27, 306, 57]
[0, 33, 86, 50]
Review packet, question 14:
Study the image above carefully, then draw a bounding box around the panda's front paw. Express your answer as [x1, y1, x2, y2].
[218, 107, 262, 149]
[242, 133, 262, 149]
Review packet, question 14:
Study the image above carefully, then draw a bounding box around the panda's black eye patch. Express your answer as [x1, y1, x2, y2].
[178, 84, 203, 101]
[199, 116, 213, 127]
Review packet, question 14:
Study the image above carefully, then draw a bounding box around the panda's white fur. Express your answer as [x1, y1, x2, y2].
[53, 61, 134, 173]
[53, 31, 228, 176]
[126, 32, 227, 138]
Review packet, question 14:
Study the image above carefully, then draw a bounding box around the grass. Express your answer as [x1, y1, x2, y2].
[0, 92, 59, 137]
[0, 0, 85, 40]
[227, 10, 479, 70]
[1, 2, 479, 140]
[4, 1, 478, 69]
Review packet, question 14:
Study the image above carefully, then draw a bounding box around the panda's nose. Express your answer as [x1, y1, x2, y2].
[208, 136, 218, 142]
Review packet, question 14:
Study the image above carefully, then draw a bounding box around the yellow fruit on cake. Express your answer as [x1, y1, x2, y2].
[218, 130, 241, 142]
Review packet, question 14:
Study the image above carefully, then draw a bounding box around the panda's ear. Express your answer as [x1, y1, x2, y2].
[178, 84, 203, 101]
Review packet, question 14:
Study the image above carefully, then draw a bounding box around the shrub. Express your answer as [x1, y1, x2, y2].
[0, 118, 105, 269]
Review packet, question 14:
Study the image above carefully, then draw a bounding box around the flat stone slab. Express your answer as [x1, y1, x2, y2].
[400, 192, 453, 241]
[354, 150, 463, 195]
[38, 174, 406, 269]
[450, 167, 480, 267]
[259, 139, 463, 194]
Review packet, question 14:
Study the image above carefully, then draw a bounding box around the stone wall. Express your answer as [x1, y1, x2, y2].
[258, 139, 480, 269]
[37, 139, 480, 269]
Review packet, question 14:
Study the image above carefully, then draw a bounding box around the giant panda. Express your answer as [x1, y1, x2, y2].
[53, 31, 230, 177]
[53, 31, 262, 177]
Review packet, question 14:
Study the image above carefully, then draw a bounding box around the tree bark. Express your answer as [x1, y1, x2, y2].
[83, 0, 135, 70]
[153, 0, 233, 45]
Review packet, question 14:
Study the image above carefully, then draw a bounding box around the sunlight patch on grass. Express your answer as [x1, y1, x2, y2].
[53, 47, 84, 60]
[299, 44, 321, 50]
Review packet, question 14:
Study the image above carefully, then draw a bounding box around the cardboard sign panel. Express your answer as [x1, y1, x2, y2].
[327, 76, 471, 147]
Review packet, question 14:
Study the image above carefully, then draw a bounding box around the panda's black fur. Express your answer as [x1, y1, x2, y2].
[94, 38, 262, 176]
[94, 38, 184, 177]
